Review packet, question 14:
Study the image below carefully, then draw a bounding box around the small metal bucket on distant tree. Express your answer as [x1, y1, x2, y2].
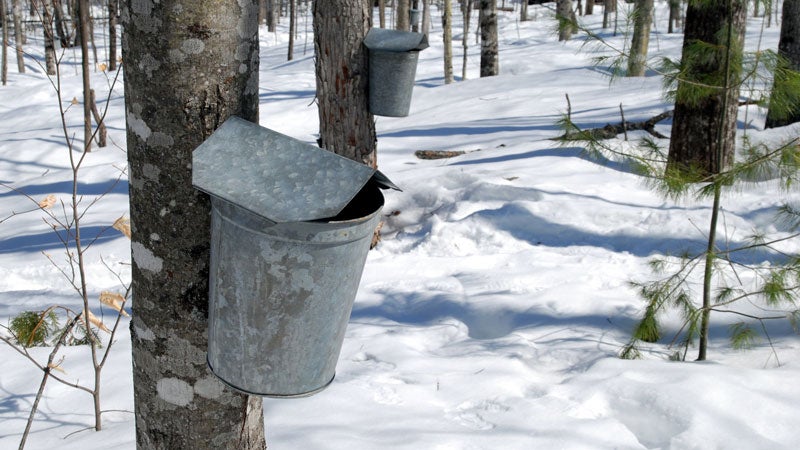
[364, 28, 429, 118]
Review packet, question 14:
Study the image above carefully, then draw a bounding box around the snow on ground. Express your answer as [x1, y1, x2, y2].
[2, 3, 799, 449]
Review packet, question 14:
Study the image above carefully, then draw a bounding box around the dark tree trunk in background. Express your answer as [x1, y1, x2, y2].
[766, 0, 800, 128]
[121, 0, 267, 447]
[667, 0, 746, 177]
[78, 0, 92, 151]
[313, 0, 376, 167]
[52, 0, 72, 48]
[479, 0, 498, 76]
[108, 0, 118, 70]
[288, 0, 295, 60]
[462, 0, 471, 79]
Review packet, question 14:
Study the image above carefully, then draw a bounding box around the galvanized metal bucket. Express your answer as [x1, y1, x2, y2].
[364, 28, 429, 118]
[409, 9, 421, 28]
[193, 117, 397, 397]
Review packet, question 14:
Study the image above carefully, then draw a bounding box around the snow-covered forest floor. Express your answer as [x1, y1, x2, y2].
[2, 3, 800, 449]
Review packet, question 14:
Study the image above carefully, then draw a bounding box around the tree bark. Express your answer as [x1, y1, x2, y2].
[121, 0, 266, 447]
[765, 0, 800, 128]
[313, 0, 376, 167]
[12, 0, 24, 73]
[462, 0, 471, 80]
[627, 0, 653, 77]
[479, 0, 498, 76]
[557, 0, 573, 41]
[585, 0, 594, 15]
[288, 0, 295, 60]
[1, 0, 7, 84]
[521, 0, 528, 22]
[38, 0, 56, 75]
[52, 0, 71, 48]
[108, 0, 118, 70]
[667, 0, 746, 177]
[443, 0, 454, 83]
[268, 0, 277, 32]
[78, 0, 91, 151]
[397, 0, 410, 31]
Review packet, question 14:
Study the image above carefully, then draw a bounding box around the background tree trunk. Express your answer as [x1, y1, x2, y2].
[12, 0, 24, 73]
[288, 0, 295, 60]
[79, 0, 91, 151]
[521, 0, 528, 22]
[603, 0, 615, 28]
[585, 0, 594, 15]
[313, 0, 376, 167]
[627, 0, 653, 76]
[422, 0, 431, 36]
[668, 0, 681, 33]
[40, 0, 57, 75]
[557, 0, 573, 41]
[462, 0, 471, 80]
[108, 0, 117, 70]
[479, 0, 498, 76]
[268, 0, 277, 32]
[667, 0, 746, 177]
[443, 0, 454, 83]
[397, 0, 410, 31]
[1, 0, 7, 84]
[52, 0, 71, 48]
[765, 0, 800, 128]
[121, 0, 267, 447]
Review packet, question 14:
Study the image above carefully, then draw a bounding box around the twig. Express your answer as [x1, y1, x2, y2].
[619, 103, 628, 141]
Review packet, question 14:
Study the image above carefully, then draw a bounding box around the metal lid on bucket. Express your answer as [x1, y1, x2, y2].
[363, 28, 429, 53]
[192, 117, 397, 223]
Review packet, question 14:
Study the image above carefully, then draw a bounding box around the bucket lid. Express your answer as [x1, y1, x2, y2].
[364, 28, 429, 53]
[192, 117, 398, 223]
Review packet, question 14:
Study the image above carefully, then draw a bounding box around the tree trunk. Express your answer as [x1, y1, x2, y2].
[585, 0, 594, 15]
[421, 0, 431, 36]
[52, 0, 71, 48]
[521, 0, 528, 21]
[479, 0, 498, 76]
[668, 0, 681, 33]
[12, 0, 24, 73]
[288, 0, 295, 60]
[41, 0, 57, 75]
[78, 0, 91, 151]
[765, 0, 800, 128]
[268, 0, 277, 32]
[397, 0, 410, 31]
[557, 0, 573, 41]
[462, 0, 471, 80]
[108, 0, 117, 70]
[121, 0, 267, 447]
[443, 0, 454, 83]
[1, 0, 7, 83]
[627, 0, 653, 77]
[603, 0, 615, 28]
[667, 0, 747, 177]
[313, 0, 376, 167]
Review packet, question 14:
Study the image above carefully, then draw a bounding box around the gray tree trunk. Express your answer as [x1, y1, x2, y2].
[313, 0, 376, 167]
[462, 0, 471, 80]
[108, 0, 117, 70]
[121, 0, 267, 447]
[585, 0, 594, 15]
[668, 0, 681, 33]
[479, 0, 498, 76]
[397, 0, 410, 31]
[268, 0, 278, 32]
[422, 0, 431, 36]
[78, 0, 91, 151]
[1, 0, 6, 85]
[766, 0, 800, 128]
[557, 0, 573, 41]
[52, 0, 71, 48]
[627, 0, 653, 77]
[521, 0, 528, 22]
[667, 0, 747, 177]
[288, 0, 295, 60]
[39, 0, 56, 75]
[603, 0, 615, 28]
[12, 0, 24, 73]
[443, 0, 454, 83]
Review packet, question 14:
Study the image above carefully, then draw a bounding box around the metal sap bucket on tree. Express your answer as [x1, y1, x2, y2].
[192, 117, 398, 397]
[364, 28, 429, 117]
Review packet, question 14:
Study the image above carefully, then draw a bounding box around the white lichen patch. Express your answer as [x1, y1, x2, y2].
[142, 163, 161, 180]
[138, 53, 161, 78]
[132, 241, 164, 273]
[194, 376, 225, 400]
[182, 38, 205, 55]
[127, 110, 152, 141]
[168, 48, 186, 63]
[134, 323, 156, 341]
[148, 131, 174, 148]
[157, 377, 194, 407]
